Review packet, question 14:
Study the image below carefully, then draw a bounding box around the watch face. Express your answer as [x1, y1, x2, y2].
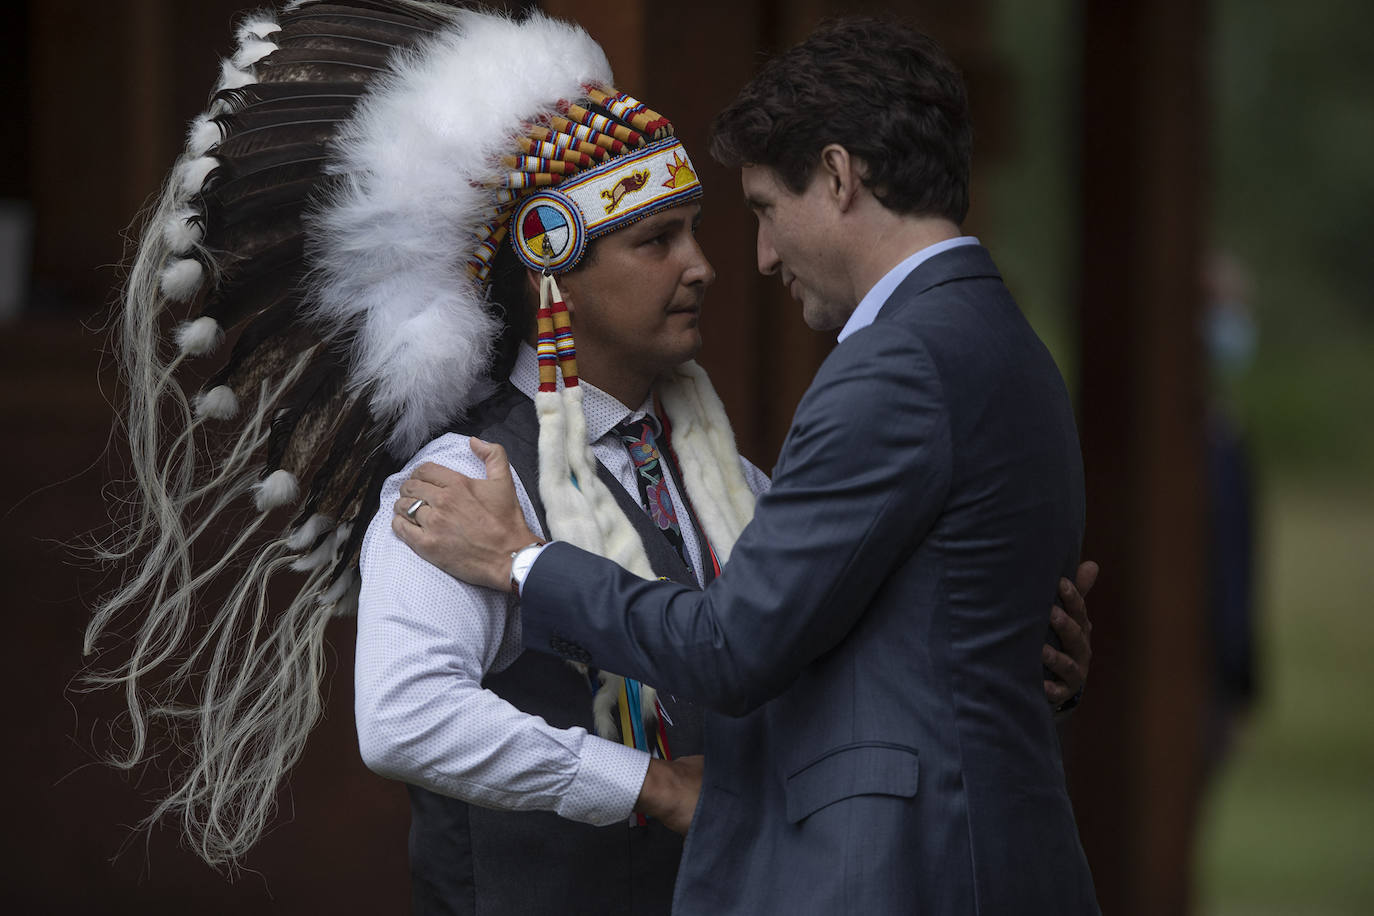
[512, 191, 587, 273]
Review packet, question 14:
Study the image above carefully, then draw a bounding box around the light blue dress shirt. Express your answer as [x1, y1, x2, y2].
[837, 235, 980, 343]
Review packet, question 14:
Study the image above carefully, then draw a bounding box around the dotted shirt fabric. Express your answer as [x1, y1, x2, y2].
[355, 344, 769, 825]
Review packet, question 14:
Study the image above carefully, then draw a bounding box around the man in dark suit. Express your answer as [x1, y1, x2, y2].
[393, 18, 1099, 914]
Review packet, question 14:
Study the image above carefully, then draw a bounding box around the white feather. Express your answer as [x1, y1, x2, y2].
[161, 259, 205, 303]
[216, 58, 256, 92]
[330, 574, 362, 618]
[319, 568, 356, 607]
[186, 114, 221, 157]
[163, 209, 204, 254]
[286, 513, 333, 551]
[253, 469, 299, 512]
[290, 535, 335, 572]
[194, 385, 239, 420]
[174, 316, 220, 356]
[233, 38, 278, 69]
[236, 18, 280, 44]
[177, 156, 218, 196]
[307, 11, 613, 457]
[332, 522, 354, 549]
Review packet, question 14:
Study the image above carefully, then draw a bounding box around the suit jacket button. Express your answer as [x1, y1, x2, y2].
[549, 634, 592, 664]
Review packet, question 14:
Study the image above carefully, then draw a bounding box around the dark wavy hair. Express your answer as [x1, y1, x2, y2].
[710, 17, 972, 224]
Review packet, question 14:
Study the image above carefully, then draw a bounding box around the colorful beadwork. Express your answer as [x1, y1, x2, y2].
[512, 191, 586, 273]
[472, 84, 697, 285]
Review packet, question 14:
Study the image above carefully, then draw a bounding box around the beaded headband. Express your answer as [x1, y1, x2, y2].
[468, 87, 704, 281]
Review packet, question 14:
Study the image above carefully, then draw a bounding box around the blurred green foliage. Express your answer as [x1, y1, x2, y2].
[985, 0, 1374, 480]
[981, 0, 1078, 381]
[983, 4, 1374, 914]
[1196, 481, 1374, 915]
[1211, 0, 1374, 479]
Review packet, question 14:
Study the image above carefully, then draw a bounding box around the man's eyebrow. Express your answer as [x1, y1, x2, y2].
[630, 214, 675, 236]
[632, 207, 700, 236]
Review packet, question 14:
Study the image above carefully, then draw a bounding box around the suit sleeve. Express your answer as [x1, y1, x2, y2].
[521, 327, 952, 715]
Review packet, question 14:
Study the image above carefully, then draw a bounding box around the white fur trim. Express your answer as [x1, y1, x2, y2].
[527, 356, 757, 741]
[194, 385, 239, 420]
[174, 316, 221, 355]
[216, 58, 256, 92]
[233, 38, 278, 70]
[177, 156, 219, 196]
[161, 258, 204, 302]
[536, 389, 599, 552]
[641, 685, 658, 723]
[186, 114, 221, 157]
[593, 674, 621, 740]
[164, 209, 204, 254]
[657, 361, 757, 564]
[307, 11, 613, 456]
[253, 468, 299, 511]
[286, 513, 332, 551]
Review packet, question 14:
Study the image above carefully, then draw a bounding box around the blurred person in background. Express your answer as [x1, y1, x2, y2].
[1202, 250, 1260, 775]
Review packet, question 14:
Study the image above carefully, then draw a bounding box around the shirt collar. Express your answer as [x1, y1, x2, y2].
[836, 236, 980, 343]
[509, 343, 656, 443]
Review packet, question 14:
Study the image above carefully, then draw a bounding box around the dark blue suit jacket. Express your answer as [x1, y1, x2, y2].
[522, 245, 1099, 914]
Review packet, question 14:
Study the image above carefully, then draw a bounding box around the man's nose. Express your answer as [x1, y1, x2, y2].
[756, 229, 779, 276]
[685, 238, 717, 287]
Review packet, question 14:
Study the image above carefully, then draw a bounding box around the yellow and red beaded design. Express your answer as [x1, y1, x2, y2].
[468, 85, 701, 282]
[509, 137, 701, 273]
[534, 282, 578, 392]
[513, 192, 585, 273]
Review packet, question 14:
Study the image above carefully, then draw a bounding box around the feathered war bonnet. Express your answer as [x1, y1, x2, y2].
[84, 0, 754, 867]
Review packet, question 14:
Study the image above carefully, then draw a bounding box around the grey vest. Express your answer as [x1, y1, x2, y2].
[408, 383, 711, 916]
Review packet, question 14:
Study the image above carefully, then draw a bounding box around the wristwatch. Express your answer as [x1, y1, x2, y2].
[508, 541, 547, 595]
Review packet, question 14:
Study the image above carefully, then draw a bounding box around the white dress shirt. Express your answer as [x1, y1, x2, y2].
[355, 344, 769, 826]
[836, 235, 980, 343]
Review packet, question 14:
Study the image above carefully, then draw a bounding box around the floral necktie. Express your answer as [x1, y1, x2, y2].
[614, 414, 688, 565]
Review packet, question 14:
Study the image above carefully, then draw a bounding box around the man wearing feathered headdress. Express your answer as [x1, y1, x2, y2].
[85, 3, 1092, 912]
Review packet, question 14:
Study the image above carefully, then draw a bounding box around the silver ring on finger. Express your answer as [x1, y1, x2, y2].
[405, 498, 427, 523]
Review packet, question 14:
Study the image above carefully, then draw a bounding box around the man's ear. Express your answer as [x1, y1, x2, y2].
[818, 144, 862, 212]
[524, 266, 578, 317]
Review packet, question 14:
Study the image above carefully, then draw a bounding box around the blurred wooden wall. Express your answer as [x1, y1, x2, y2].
[2, 0, 1208, 912]
[1070, 2, 1210, 914]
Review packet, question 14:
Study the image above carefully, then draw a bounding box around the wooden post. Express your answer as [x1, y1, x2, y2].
[1070, 2, 1211, 913]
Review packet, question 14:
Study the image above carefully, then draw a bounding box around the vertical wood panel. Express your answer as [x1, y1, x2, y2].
[1071, 2, 1210, 913]
[643, 0, 771, 465]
